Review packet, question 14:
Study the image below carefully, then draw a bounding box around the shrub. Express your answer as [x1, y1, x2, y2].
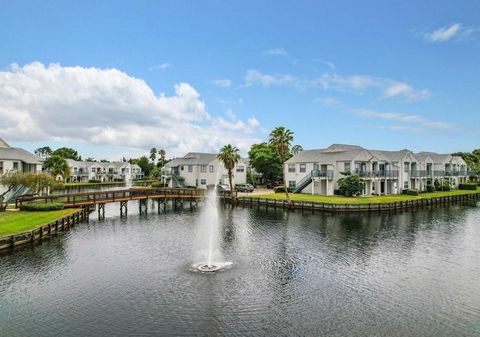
[402, 189, 419, 196]
[426, 185, 435, 193]
[459, 183, 477, 190]
[337, 173, 365, 196]
[88, 179, 101, 183]
[274, 186, 286, 193]
[20, 202, 65, 211]
[151, 181, 167, 188]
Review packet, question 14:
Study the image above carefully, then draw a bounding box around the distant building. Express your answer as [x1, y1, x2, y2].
[164, 152, 248, 188]
[0, 138, 42, 175]
[285, 144, 468, 196]
[65, 159, 144, 183]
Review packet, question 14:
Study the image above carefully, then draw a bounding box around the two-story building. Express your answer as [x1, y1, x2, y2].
[0, 138, 42, 176]
[285, 144, 468, 196]
[164, 152, 248, 188]
[66, 160, 144, 183]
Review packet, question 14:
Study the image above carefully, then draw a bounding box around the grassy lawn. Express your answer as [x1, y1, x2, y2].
[63, 181, 125, 187]
[245, 188, 480, 204]
[0, 209, 80, 237]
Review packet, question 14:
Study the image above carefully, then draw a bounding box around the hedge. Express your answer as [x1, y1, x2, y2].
[20, 202, 65, 212]
[459, 183, 477, 190]
[426, 185, 435, 192]
[402, 189, 419, 196]
[274, 186, 286, 193]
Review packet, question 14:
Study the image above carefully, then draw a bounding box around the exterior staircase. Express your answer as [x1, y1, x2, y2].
[293, 170, 317, 193]
[172, 174, 185, 188]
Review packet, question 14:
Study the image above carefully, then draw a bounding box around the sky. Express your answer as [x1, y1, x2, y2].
[0, 0, 479, 160]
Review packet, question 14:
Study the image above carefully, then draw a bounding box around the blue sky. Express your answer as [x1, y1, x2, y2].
[0, 0, 479, 160]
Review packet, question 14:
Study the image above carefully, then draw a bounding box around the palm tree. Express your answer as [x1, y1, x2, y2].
[158, 149, 166, 168]
[149, 147, 157, 163]
[269, 126, 294, 202]
[291, 144, 303, 155]
[44, 155, 71, 181]
[217, 144, 241, 197]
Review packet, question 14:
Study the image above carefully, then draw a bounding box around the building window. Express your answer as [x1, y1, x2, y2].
[404, 181, 409, 189]
[288, 164, 295, 173]
[209, 165, 214, 173]
[200, 179, 206, 185]
[200, 165, 207, 173]
[299, 163, 306, 173]
[0, 161, 3, 174]
[288, 181, 296, 189]
[404, 162, 409, 172]
[313, 164, 319, 171]
[13, 162, 19, 170]
[236, 165, 244, 172]
[344, 162, 351, 172]
[188, 165, 193, 172]
[181, 166, 184, 171]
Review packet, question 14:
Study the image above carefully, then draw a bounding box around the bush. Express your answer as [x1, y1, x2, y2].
[426, 185, 435, 192]
[151, 181, 167, 188]
[459, 183, 477, 190]
[402, 189, 419, 196]
[88, 179, 101, 183]
[337, 173, 365, 196]
[20, 202, 65, 211]
[274, 186, 286, 193]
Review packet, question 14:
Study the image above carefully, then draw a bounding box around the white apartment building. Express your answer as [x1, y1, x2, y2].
[164, 152, 248, 188]
[0, 138, 42, 176]
[285, 144, 468, 196]
[66, 159, 144, 183]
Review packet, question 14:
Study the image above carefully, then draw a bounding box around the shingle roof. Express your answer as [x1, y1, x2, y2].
[166, 152, 218, 167]
[286, 145, 374, 164]
[0, 147, 42, 164]
[416, 151, 452, 163]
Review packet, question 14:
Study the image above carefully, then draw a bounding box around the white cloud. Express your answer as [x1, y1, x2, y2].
[244, 69, 429, 101]
[356, 109, 455, 131]
[0, 62, 261, 156]
[149, 63, 170, 70]
[262, 48, 288, 56]
[424, 23, 478, 42]
[211, 79, 232, 87]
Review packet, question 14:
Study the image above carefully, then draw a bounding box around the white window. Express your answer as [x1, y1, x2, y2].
[200, 165, 207, 173]
[404, 181, 409, 189]
[288, 164, 295, 173]
[13, 162, 19, 170]
[299, 163, 306, 173]
[344, 162, 351, 172]
[209, 165, 214, 173]
[288, 181, 296, 189]
[404, 162, 409, 172]
[188, 165, 193, 172]
[236, 165, 244, 172]
[201, 179, 206, 185]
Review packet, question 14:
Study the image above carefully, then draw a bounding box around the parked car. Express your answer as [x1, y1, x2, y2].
[235, 183, 254, 192]
[216, 184, 230, 192]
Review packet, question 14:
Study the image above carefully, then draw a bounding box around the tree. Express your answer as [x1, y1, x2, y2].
[131, 156, 154, 177]
[52, 147, 81, 161]
[217, 144, 241, 197]
[43, 155, 71, 180]
[291, 145, 303, 155]
[34, 146, 52, 159]
[269, 126, 294, 202]
[337, 172, 365, 196]
[0, 172, 24, 211]
[85, 157, 96, 162]
[158, 149, 166, 168]
[248, 143, 283, 183]
[150, 148, 157, 163]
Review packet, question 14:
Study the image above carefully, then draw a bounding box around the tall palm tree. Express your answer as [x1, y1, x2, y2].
[158, 149, 166, 168]
[217, 144, 241, 197]
[44, 155, 71, 181]
[291, 144, 303, 155]
[149, 147, 157, 163]
[269, 126, 294, 202]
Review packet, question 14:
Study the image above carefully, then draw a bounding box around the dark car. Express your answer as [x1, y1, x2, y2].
[235, 183, 254, 192]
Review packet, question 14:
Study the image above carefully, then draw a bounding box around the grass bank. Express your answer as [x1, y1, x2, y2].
[63, 181, 125, 188]
[0, 209, 80, 237]
[245, 188, 480, 204]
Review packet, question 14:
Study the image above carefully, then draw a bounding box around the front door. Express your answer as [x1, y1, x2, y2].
[380, 181, 385, 194]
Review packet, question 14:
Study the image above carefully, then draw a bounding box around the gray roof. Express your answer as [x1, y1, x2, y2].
[167, 152, 218, 167]
[287, 144, 374, 164]
[0, 147, 42, 164]
[416, 151, 452, 163]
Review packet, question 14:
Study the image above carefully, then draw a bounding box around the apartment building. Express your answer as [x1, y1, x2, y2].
[285, 144, 468, 196]
[0, 138, 42, 176]
[66, 159, 144, 183]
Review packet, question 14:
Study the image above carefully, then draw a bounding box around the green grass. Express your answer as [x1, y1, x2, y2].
[244, 188, 480, 204]
[63, 181, 125, 187]
[0, 209, 80, 237]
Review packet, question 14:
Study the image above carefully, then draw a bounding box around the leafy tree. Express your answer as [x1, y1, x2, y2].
[150, 147, 157, 163]
[291, 144, 303, 155]
[248, 143, 283, 183]
[85, 157, 96, 162]
[217, 144, 241, 197]
[269, 126, 294, 202]
[149, 167, 161, 179]
[337, 172, 365, 196]
[43, 155, 71, 180]
[34, 146, 53, 159]
[52, 147, 81, 161]
[131, 156, 154, 177]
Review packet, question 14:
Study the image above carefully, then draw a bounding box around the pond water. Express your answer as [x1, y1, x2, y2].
[1, 202, 479, 336]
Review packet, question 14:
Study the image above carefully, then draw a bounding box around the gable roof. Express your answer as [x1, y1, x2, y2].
[167, 152, 218, 167]
[0, 138, 10, 149]
[0, 147, 42, 164]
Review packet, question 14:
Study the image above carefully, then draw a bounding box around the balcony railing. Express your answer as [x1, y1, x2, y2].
[411, 170, 434, 178]
[433, 170, 467, 177]
[312, 169, 334, 178]
[355, 170, 399, 178]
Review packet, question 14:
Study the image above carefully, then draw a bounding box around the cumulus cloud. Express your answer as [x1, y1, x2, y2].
[0, 62, 260, 155]
[244, 69, 430, 101]
[424, 23, 479, 42]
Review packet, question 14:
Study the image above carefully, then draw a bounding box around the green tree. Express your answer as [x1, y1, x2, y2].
[150, 147, 157, 163]
[291, 144, 303, 155]
[52, 147, 81, 161]
[131, 156, 154, 177]
[85, 157, 96, 162]
[269, 126, 294, 202]
[158, 149, 166, 168]
[248, 143, 283, 183]
[43, 155, 71, 180]
[217, 144, 241, 197]
[34, 146, 52, 159]
[337, 172, 365, 196]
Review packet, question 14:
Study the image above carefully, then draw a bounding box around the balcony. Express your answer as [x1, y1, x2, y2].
[411, 170, 434, 178]
[312, 170, 334, 178]
[355, 170, 399, 178]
